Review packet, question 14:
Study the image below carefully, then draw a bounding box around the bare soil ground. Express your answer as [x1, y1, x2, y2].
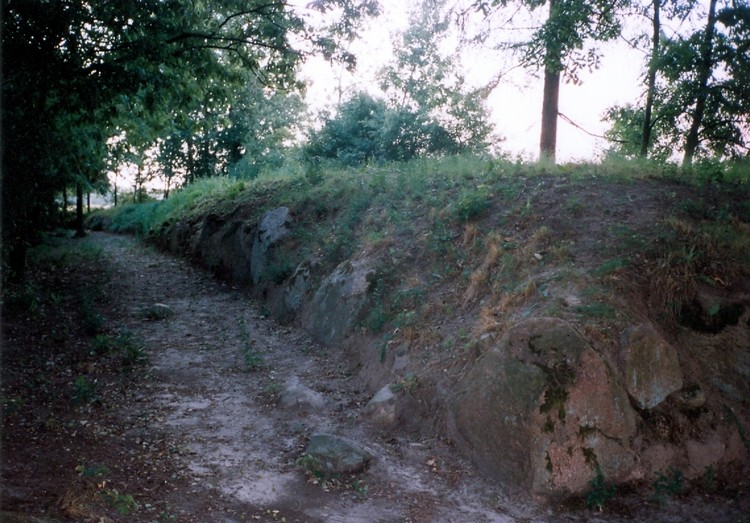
[2, 232, 747, 522]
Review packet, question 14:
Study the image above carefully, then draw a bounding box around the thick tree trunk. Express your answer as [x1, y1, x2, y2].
[540, 67, 561, 163]
[683, 0, 718, 168]
[74, 182, 86, 238]
[641, 0, 661, 158]
[539, 0, 561, 163]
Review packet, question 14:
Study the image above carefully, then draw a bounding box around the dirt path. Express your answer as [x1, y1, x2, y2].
[92, 232, 544, 523]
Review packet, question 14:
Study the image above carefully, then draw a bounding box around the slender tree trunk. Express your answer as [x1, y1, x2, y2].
[74, 182, 86, 237]
[86, 192, 90, 213]
[539, 0, 561, 163]
[62, 185, 68, 221]
[114, 183, 118, 207]
[135, 163, 144, 203]
[186, 135, 195, 184]
[683, 0, 718, 168]
[641, 0, 661, 158]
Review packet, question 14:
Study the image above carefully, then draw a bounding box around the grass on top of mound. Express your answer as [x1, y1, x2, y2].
[91, 156, 750, 329]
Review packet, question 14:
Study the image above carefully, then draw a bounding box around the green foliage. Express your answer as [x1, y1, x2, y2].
[100, 488, 139, 516]
[604, 2, 750, 164]
[592, 258, 629, 277]
[603, 104, 676, 162]
[652, 467, 686, 503]
[305, 0, 501, 168]
[304, 88, 490, 166]
[585, 466, 617, 511]
[78, 288, 105, 336]
[2, 0, 377, 276]
[379, 0, 496, 153]
[76, 463, 109, 478]
[454, 186, 492, 222]
[92, 333, 149, 371]
[72, 376, 98, 406]
[3, 281, 44, 317]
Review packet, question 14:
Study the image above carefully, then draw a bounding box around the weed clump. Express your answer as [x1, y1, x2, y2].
[585, 466, 617, 511]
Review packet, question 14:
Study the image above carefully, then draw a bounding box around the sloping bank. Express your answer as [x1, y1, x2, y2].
[90, 164, 750, 499]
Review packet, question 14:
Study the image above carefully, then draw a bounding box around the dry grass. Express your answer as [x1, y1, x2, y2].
[462, 223, 479, 248]
[59, 482, 103, 521]
[628, 215, 750, 328]
[462, 233, 502, 308]
[475, 279, 539, 336]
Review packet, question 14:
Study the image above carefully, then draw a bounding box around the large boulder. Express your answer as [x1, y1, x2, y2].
[450, 318, 637, 495]
[620, 323, 683, 410]
[306, 258, 375, 345]
[251, 207, 291, 285]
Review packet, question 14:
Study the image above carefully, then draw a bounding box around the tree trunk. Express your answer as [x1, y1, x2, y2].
[74, 182, 86, 237]
[683, 0, 718, 168]
[186, 135, 195, 185]
[540, 68, 561, 163]
[86, 192, 90, 213]
[62, 185, 68, 222]
[539, 0, 561, 163]
[641, 0, 661, 158]
[135, 163, 144, 203]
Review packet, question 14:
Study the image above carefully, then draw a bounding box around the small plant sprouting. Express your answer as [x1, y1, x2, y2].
[72, 376, 98, 406]
[350, 479, 368, 498]
[652, 467, 685, 504]
[238, 318, 262, 371]
[76, 463, 108, 478]
[702, 465, 716, 491]
[100, 488, 139, 516]
[90, 332, 148, 371]
[79, 289, 104, 335]
[585, 466, 617, 512]
[297, 453, 328, 485]
[296, 453, 366, 496]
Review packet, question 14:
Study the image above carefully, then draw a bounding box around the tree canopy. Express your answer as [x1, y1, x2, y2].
[305, 0, 497, 165]
[604, 0, 750, 164]
[1, 0, 379, 277]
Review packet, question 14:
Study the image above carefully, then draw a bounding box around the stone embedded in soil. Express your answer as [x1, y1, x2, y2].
[279, 376, 326, 410]
[305, 433, 372, 476]
[251, 207, 291, 285]
[451, 317, 638, 494]
[364, 384, 398, 426]
[306, 257, 375, 345]
[671, 384, 706, 410]
[282, 261, 314, 315]
[142, 303, 174, 320]
[621, 323, 683, 410]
